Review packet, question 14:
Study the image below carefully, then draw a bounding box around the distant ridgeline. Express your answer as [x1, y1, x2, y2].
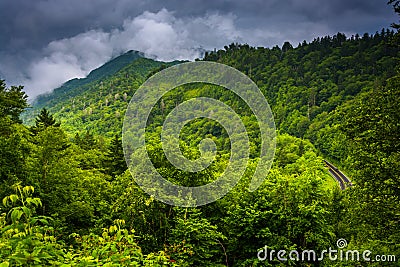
[23, 50, 183, 136]
[35, 50, 146, 106]
[24, 30, 399, 157]
[202, 30, 399, 161]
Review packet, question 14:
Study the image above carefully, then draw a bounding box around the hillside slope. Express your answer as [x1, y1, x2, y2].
[25, 31, 399, 151]
[203, 30, 399, 161]
[34, 50, 145, 107]
[5, 28, 400, 266]
[23, 51, 182, 136]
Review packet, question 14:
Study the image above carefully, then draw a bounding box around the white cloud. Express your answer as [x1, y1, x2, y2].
[26, 30, 114, 99]
[21, 8, 337, 99]
[23, 9, 246, 99]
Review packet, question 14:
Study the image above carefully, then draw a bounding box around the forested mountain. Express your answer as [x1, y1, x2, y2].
[25, 30, 399, 144]
[203, 30, 398, 160]
[34, 50, 146, 106]
[23, 51, 183, 136]
[1, 5, 399, 265]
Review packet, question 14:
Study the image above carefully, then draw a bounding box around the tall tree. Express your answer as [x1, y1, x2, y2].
[0, 81, 30, 198]
[74, 131, 97, 150]
[0, 80, 28, 124]
[30, 108, 60, 134]
[104, 135, 127, 177]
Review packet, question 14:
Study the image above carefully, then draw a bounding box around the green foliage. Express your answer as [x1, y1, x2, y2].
[0, 80, 28, 123]
[338, 74, 400, 259]
[0, 80, 31, 200]
[30, 108, 60, 135]
[23, 54, 182, 138]
[104, 135, 127, 177]
[3, 11, 399, 265]
[0, 186, 177, 266]
[0, 184, 63, 266]
[221, 145, 338, 266]
[32, 50, 146, 108]
[65, 219, 175, 266]
[204, 32, 399, 161]
[0, 123, 31, 197]
[167, 208, 226, 266]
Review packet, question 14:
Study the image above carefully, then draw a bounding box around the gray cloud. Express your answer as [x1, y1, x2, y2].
[17, 9, 246, 98]
[0, 0, 396, 99]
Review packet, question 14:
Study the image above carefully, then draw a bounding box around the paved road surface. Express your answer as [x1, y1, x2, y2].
[324, 160, 352, 190]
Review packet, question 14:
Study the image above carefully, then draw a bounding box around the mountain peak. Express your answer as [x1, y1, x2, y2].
[32, 50, 147, 104]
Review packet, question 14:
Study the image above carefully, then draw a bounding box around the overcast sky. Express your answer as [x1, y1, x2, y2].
[0, 0, 397, 99]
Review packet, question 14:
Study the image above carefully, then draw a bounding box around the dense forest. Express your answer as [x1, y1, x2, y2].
[1, 2, 399, 266]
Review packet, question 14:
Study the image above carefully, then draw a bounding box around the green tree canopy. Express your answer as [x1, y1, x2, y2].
[30, 108, 60, 134]
[0, 80, 28, 123]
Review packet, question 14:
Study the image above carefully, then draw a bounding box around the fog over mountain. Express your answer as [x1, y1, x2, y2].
[0, 0, 396, 98]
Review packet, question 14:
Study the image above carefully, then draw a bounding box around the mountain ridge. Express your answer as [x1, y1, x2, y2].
[33, 50, 146, 106]
[24, 31, 399, 144]
[22, 50, 184, 133]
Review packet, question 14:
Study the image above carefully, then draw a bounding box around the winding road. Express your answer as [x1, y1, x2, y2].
[324, 160, 353, 190]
